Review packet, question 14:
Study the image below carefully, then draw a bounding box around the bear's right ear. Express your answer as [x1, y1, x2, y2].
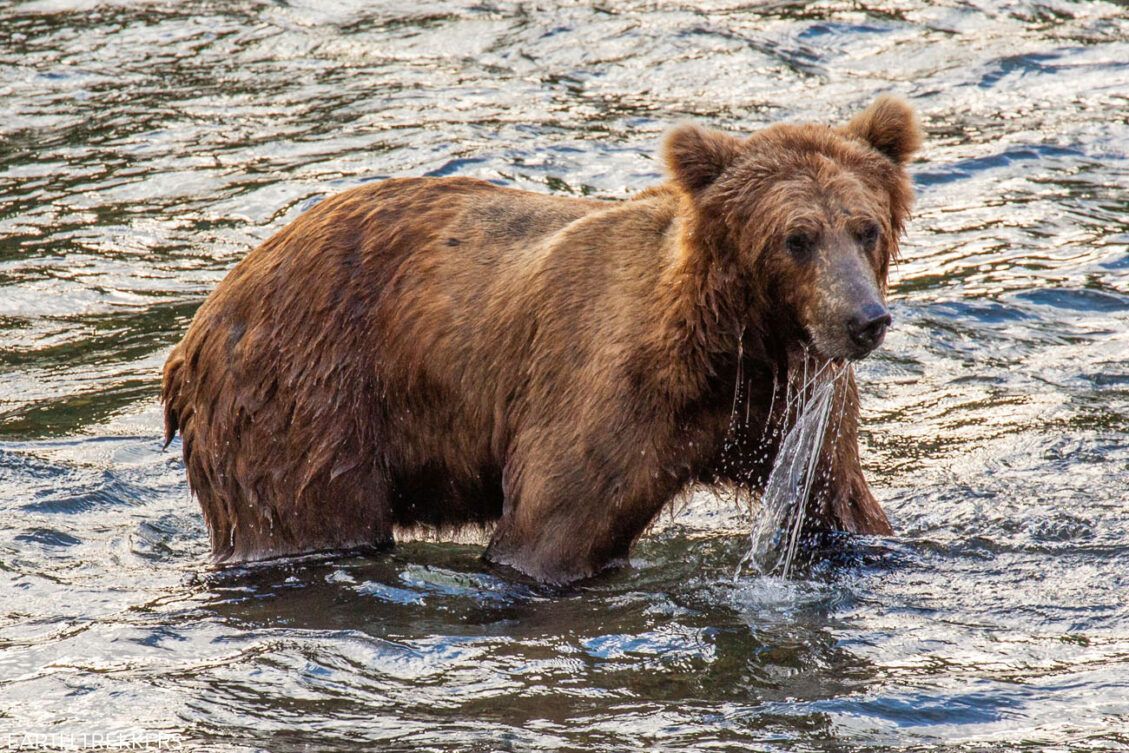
[662, 123, 745, 195]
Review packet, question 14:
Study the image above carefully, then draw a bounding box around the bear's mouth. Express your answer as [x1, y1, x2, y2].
[807, 323, 882, 363]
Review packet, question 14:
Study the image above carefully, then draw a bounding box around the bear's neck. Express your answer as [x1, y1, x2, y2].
[644, 204, 777, 407]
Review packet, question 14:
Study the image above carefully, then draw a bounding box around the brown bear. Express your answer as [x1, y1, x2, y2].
[161, 96, 921, 584]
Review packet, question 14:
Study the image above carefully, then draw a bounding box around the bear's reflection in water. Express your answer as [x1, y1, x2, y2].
[188, 534, 889, 743]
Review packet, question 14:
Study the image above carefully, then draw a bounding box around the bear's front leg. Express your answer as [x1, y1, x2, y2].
[484, 443, 678, 585]
[805, 370, 893, 536]
[819, 464, 893, 536]
[485, 512, 617, 585]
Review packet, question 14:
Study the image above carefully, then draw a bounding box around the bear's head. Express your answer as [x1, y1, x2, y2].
[664, 95, 921, 361]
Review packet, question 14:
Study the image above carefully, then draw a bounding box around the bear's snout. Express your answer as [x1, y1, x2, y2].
[847, 303, 892, 356]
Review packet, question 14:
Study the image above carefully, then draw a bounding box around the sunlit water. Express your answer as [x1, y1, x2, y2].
[1, 1, 1127, 751]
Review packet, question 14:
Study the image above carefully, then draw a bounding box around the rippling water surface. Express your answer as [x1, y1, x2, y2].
[1, 1, 1127, 750]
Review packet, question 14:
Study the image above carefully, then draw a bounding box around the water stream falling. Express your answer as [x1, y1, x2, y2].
[738, 360, 848, 578]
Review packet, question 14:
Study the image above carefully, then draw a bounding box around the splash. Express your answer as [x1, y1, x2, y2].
[737, 357, 847, 579]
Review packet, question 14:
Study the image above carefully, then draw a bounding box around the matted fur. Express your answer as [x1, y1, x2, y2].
[162, 97, 921, 584]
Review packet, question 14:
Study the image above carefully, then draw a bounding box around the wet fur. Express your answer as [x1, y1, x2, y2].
[162, 97, 920, 584]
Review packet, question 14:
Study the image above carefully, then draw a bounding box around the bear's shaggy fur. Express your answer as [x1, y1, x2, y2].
[162, 96, 921, 584]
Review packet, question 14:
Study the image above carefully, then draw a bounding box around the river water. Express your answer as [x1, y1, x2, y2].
[1, 1, 1127, 751]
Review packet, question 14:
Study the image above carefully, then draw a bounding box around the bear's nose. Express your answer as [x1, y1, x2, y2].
[848, 304, 892, 351]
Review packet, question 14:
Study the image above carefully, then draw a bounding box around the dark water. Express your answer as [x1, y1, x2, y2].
[2, 1, 1128, 750]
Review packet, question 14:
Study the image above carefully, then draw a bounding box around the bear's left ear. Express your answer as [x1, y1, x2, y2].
[843, 95, 922, 166]
[662, 123, 745, 195]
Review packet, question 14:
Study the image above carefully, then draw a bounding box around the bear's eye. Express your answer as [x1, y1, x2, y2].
[858, 222, 881, 249]
[785, 232, 814, 260]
